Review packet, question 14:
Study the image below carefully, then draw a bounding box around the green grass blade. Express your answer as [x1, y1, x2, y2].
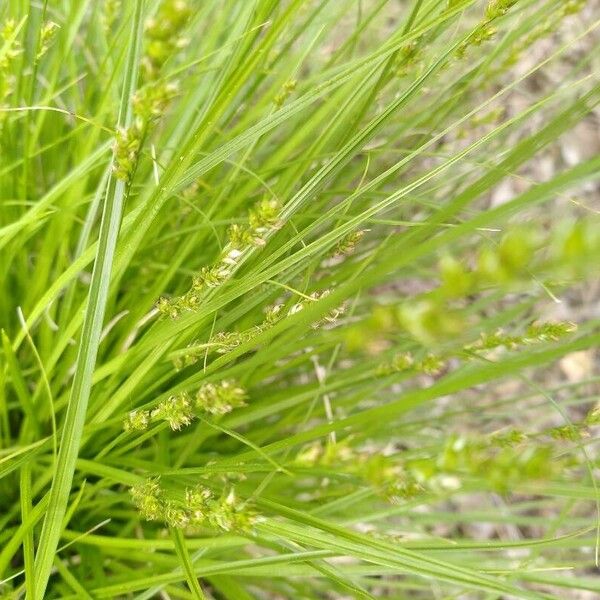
[32, 1, 145, 596]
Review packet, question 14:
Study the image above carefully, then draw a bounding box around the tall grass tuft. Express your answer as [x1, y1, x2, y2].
[1, 0, 599, 598]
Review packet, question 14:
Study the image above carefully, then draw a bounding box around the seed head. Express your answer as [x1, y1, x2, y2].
[130, 478, 164, 521]
[151, 393, 194, 430]
[164, 501, 190, 528]
[195, 380, 248, 416]
[124, 409, 151, 432]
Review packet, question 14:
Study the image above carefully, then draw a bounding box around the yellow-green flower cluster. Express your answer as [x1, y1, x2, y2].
[151, 394, 194, 430]
[499, 0, 585, 71]
[491, 429, 528, 448]
[395, 39, 422, 78]
[195, 380, 248, 416]
[36, 21, 59, 61]
[525, 321, 577, 343]
[467, 321, 577, 353]
[185, 485, 213, 525]
[288, 290, 346, 329]
[172, 326, 268, 368]
[170, 286, 345, 369]
[207, 488, 256, 532]
[456, 0, 519, 59]
[0, 20, 21, 70]
[124, 393, 194, 431]
[102, 0, 122, 33]
[548, 425, 582, 442]
[377, 351, 446, 377]
[0, 20, 22, 114]
[375, 318, 576, 378]
[124, 380, 248, 432]
[113, 1, 189, 182]
[130, 478, 164, 521]
[123, 409, 151, 432]
[130, 480, 256, 531]
[334, 230, 365, 257]
[386, 475, 425, 502]
[377, 352, 414, 375]
[133, 81, 179, 125]
[209, 325, 267, 356]
[142, 0, 191, 79]
[247, 198, 283, 241]
[158, 199, 282, 319]
[295, 440, 356, 468]
[210, 289, 343, 352]
[485, 0, 519, 20]
[496, 418, 596, 447]
[273, 79, 297, 108]
[163, 501, 190, 528]
[585, 405, 600, 426]
[493, 0, 586, 72]
[212, 328, 259, 355]
[112, 126, 141, 182]
[363, 457, 425, 502]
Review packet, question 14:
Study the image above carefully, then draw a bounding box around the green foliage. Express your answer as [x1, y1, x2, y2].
[0, 0, 599, 598]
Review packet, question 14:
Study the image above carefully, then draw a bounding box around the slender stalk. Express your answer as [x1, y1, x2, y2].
[170, 527, 207, 599]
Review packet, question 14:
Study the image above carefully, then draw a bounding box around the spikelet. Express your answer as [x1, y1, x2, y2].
[151, 393, 194, 430]
[195, 380, 248, 416]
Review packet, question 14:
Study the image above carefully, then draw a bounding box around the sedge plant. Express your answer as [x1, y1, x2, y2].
[1, 0, 600, 598]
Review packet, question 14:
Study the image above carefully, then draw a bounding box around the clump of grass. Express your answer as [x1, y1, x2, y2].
[0, 0, 599, 598]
